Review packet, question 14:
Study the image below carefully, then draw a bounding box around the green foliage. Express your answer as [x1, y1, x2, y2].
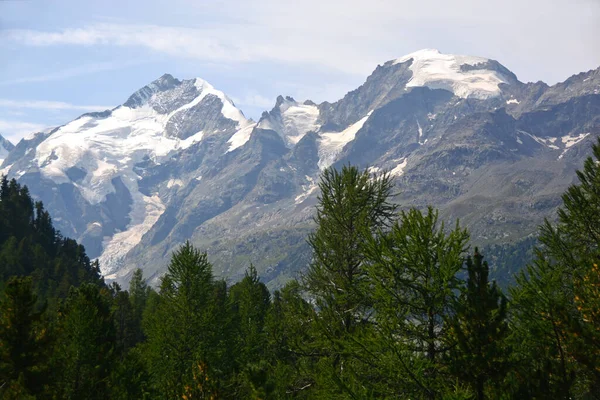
[302, 165, 396, 397]
[0, 277, 48, 398]
[128, 268, 150, 344]
[52, 283, 116, 399]
[509, 138, 600, 398]
[2, 139, 600, 399]
[229, 265, 271, 364]
[0, 176, 103, 303]
[142, 241, 226, 397]
[365, 207, 470, 398]
[228, 265, 273, 395]
[111, 283, 137, 357]
[447, 249, 509, 399]
[108, 347, 152, 400]
[264, 280, 318, 398]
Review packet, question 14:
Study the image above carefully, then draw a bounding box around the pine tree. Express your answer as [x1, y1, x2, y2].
[128, 268, 149, 344]
[302, 165, 396, 397]
[52, 283, 115, 399]
[229, 265, 271, 363]
[509, 138, 600, 397]
[110, 283, 136, 358]
[0, 178, 110, 396]
[364, 207, 469, 399]
[264, 280, 319, 398]
[0, 277, 49, 398]
[228, 265, 272, 395]
[447, 249, 509, 399]
[143, 241, 221, 397]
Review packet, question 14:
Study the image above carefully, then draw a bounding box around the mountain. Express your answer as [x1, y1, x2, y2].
[1, 49, 599, 287]
[0, 134, 14, 166]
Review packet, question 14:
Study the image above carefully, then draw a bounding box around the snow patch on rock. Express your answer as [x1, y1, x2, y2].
[558, 133, 590, 159]
[226, 123, 258, 152]
[0, 148, 9, 167]
[0, 135, 14, 166]
[318, 111, 372, 169]
[193, 79, 247, 125]
[390, 158, 408, 177]
[517, 130, 559, 150]
[258, 98, 320, 148]
[417, 119, 425, 145]
[99, 193, 165, 276]
[295, 175, 318, 204]
[167, 178, 184, 188]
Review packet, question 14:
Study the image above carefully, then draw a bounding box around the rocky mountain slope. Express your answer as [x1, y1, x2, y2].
[1, 49, 599, 287]
[0, 134, 14, 166]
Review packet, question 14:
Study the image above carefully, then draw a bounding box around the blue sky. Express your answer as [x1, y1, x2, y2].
[1, 0, 599, 144]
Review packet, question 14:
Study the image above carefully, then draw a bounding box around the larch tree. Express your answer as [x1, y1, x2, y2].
[302, 165, 397, 397]
[365, 207, 469, 399]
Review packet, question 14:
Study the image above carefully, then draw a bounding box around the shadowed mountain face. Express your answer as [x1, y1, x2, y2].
[0, 134, 14, 166]
[1, 49, 599, 288]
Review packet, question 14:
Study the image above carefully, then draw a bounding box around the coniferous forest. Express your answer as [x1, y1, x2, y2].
[1, 139, 600, 399]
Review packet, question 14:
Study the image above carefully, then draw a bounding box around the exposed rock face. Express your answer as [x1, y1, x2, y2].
[1, 50, 599, 288]
[0, 134, 14, 166]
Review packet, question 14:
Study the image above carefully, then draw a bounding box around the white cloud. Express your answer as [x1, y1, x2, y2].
[3, 22, 377, 76]
[3, 0, 599, 83]
[0, 120, 48, 144]
[0, 61, 143, 86]
[0, 99, 112, 111]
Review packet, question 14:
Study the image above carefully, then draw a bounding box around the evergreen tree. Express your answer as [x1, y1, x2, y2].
[110, 283, 137, 358]
[447, 249, 509, 399]
[0, 277, 48, 398]
[52, 283, 115, 400]
[510, 138, 600, 397]
[365, 207, 469, 399]
[128, 268, 150, 345]
[265, 280, 319, 398]
[302, 165, 396, 397]
[228, 265, 272, 396]
[143, 242, 221, 397]
[509, 255, 576, 398]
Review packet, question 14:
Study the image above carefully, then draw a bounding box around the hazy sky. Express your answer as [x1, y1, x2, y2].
[1, 0, 599, 143]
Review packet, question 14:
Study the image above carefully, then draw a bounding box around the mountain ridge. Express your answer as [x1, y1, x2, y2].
[0, 134, 14, 166]
[1, 49, 598, 287]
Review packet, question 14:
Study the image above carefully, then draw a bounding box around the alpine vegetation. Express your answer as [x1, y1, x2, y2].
[1, 138, 600, 398]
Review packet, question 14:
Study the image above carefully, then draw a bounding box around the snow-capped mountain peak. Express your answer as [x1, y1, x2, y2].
[31, 74, 251, 203]
[392, 49, 512, 99]
[191, 78, 249, 126]
[3, 74, 252, 276]
[124, 73, 181, 109]
[257, 96, 320, 148]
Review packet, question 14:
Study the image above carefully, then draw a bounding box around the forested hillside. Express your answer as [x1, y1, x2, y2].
[1, 140, 600, 399]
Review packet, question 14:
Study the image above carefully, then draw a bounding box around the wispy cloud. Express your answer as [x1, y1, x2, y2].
[3, 0, 598, 84]
[0, 120, 48, 144]
[3, 22, 376, 76]
[0, 61, 143, 86]
[0, 99, 112, 111]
